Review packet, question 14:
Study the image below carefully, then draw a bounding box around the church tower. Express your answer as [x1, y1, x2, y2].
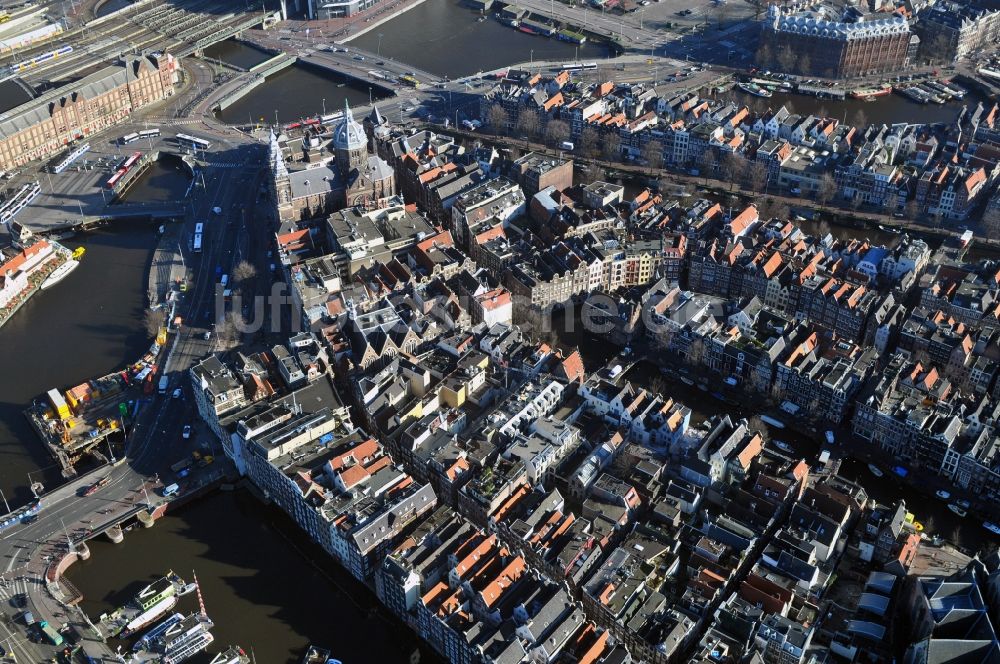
[333, 100, 368, 177]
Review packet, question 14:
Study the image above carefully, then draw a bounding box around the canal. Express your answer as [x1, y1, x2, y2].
[215, 62, 383, 125]
[349, 0, 610, 78]
[730, 87, 987, 126]
[118, 155, 193, 204]
[202, 40, 273, 71]
[65, 489, 438, 664]
[0, 225, 157, 504]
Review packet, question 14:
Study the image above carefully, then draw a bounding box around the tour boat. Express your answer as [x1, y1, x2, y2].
[867, 464, 884, 478]
[40, 259, 79, 290]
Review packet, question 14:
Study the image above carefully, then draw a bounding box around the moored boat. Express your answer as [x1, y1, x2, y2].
[40, 259, 79, 290]
[302, 645, 342, 664]
[868, 464, 884, 478]
[935, 489, 951, 500]
[773, 440, 794, 453]
[984, 521, 1000, 535]
[738, 81, 772, 98]
[948, 504, 967, 517]
[133, 612, 184, 652]
[849, 84, 892, 99]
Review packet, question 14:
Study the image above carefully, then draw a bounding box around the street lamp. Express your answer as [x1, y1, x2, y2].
[377, 32, 383, 57]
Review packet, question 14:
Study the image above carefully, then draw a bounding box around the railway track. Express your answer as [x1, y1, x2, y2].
[0, 0, 261, 85]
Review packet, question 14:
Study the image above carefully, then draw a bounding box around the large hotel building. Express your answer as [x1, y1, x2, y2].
[760, 5, 915, 79]
[0, 53, 178, 172]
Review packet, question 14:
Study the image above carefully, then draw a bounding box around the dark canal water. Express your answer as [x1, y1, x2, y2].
[216, 62, 382, 125]
[350, 0, 610, 78]
[65, 490, 437, 664]
[202, 39, 273, 71]
[730, 88, 987, 127]
[0, 226, 157, 504]
[118, 156, 193, 204]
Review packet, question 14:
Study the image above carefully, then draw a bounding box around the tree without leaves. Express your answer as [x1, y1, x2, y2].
[487, 105, 509, 135]
[799, 53, 812, 77]
[749, 161, 768, 194]
[698, 149, 716, 184]
[544, 119, 570, 147]
[579, 125, 601, 160]
[643, 140, 664, 172]
[777, 47, 796, 74]
[234, 260, 257, 286]
[721, 152, 746, 192]
[747, 416, 772, 444]
[515, 110, 541, 144]
[817, 173, 838, 209]
[756, 43, 773, 68]
[602, 134, 622, 163]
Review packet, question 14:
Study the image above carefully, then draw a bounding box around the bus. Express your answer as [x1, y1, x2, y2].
[193, 233, 203, 253]
[194, 222, 204, 234]
[138, 128, 160, 139]
[120, 133, 140, 144]
[121, 151, 142, 171]
[106, 169, 126, 189]
[400, 75, 421, 88]
[175, 133, 212, 151]
[560, 62, 598, 72]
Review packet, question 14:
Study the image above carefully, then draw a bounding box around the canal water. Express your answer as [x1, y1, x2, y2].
[118, 156, 193, 204]
[65, 489, 439, 664]
[216, 63, 383, 125]
[350, 0, 610, 78]
[202, 39, 273, 71]
[730, 88, 987, 126]
[0, 225, 157, 504]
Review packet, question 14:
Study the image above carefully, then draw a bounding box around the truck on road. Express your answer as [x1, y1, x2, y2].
[38, 620, 64, 646]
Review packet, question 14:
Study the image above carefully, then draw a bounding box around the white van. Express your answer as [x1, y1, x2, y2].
[162, 483, 180, 497]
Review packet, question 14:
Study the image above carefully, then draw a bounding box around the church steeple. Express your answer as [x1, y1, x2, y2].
[333, 99, 368, 176]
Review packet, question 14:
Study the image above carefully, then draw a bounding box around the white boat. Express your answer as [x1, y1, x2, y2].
[984, 521, 1000, 535]
[40, 259, 79, 289]
[956, 499, 971, 509]
[825, 431, 835, 445]
[935, 490, 951, 500]
[121, 595, 179, 638]
[134, 613, 185, 652]
[773, 440, 794, 453]
[868, 464, 884, 478]
[177, 582, 198, 596]
[948, 504, 967, 517]
[738, 81, 772, 98]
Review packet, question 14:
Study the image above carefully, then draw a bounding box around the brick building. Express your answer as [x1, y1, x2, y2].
[760, 6, 913, 78]
[0, 54, 177, 171]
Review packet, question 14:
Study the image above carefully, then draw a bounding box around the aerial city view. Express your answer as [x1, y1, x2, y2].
[1, 0, 1000, 659]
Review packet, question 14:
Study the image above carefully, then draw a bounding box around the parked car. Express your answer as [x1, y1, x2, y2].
[182, 425, 192, 439]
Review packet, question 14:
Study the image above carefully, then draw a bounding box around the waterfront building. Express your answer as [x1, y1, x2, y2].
[759, 6, 912, 78]
[0, 54, 177, 172]
[190, 355, 248, 444]
[0, 238, 54, 311]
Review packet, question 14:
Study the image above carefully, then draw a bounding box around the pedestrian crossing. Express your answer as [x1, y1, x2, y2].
[0, 575, 34, 601]
[205, 159, 247, 169]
